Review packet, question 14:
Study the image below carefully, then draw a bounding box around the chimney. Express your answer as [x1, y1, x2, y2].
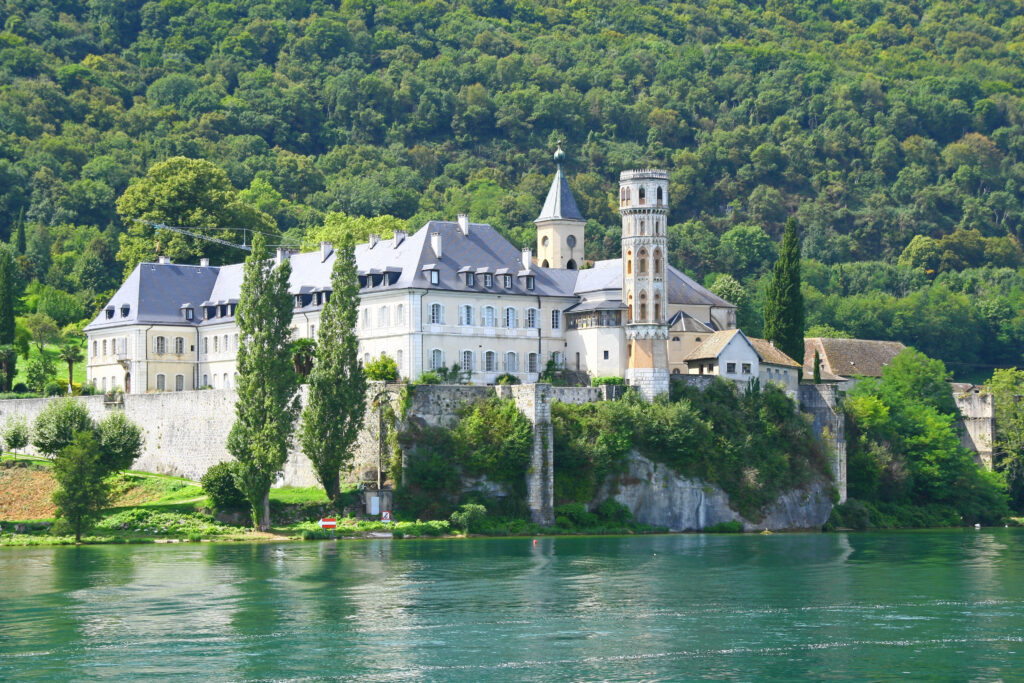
[320, 241, 333, 262]
[457, 213, 470, 235]
[157, 256, 170, 265]
[430, 232, 442, 259]
[522, 247, 532, 271]
[393, 230, 407, 248]
[275, 247, 290, 265]
[368, 234, 380, 249]
[199, 257, 209, 267]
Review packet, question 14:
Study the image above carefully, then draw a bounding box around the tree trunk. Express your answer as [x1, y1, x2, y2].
[260, 490, 270, 531]
[326, 474, 340, 505]
[67, 362, 73, 391]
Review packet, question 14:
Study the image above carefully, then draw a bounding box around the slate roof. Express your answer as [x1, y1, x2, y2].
[803, 337, 906, 380]
[748, 337, 801, 367]
[535, 164, 585, 222]
[668, 311, 714, 333]
[85, 262, 221, 331]
[683, 329, 746, 361]
[574, 259, 735, 310]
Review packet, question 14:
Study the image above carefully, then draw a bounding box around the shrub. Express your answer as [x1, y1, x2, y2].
[365, 353, 399, 381]
[450, 503, 486, 533]
[596, 499, 633, 525]
[201, 462, 246, 510]
[591, 377, 625, 386]
[495, 373, 520, 385]
[13, 383, 27, 393]
[44, 382, 63, 396]
[554, 502, 598, 528]
[704, 520, 744, 533]
[417, 370, 443, 385]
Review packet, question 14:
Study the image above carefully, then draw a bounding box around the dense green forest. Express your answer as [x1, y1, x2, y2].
[1, 0, 1023, 378]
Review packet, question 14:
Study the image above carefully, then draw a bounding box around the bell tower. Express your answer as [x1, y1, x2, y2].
[620, 169, 670, 399]
[535, 144, 585, 270]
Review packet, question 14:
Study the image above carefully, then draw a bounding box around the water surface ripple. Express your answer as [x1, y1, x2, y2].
[2, 530, 1023, 680]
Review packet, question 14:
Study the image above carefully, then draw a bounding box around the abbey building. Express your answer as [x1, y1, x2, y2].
[86, 150, 755, 400]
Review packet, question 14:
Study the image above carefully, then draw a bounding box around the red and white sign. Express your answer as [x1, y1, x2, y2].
[381, 511, 391, 523]
[318, 517, 337, 530]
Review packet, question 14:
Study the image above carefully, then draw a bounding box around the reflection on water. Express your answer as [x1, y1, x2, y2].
[2, 530, 1024, 681]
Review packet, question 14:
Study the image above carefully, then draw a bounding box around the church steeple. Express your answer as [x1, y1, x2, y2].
[535, 143, 585, 269]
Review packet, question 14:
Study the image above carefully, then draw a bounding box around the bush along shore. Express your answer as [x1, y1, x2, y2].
[0, 459, 668, 547]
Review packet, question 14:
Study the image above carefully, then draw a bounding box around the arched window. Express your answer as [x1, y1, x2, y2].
[482, 306, 496, 327]
[551, 351, 563, 368]
[484, 351, 496, 372]
[223, 334, 229, 351]
[102, 377, 107, 391]
[638, 187, 646, 205]
[657, 186, 663, 205]
[202, 374, 208, 387]
[542, 236, 549, 246]
[214, 336, 219, 353]
[461, 350, 473, 372]
[203, 337, 208, 354]
[541, 259, 549, 268]
[638, 249, 648, 274]
[459, 304, 474, 326]
[223, 373, 229, 389]
[102, 340, 107, 356]
[625, 187, 631, 204]
[429, 303, 444, 325]
[396, 350, 403, 373]
[430, 349, 444, 370]
[566, 259, 577, 270]
[626, 251, 632, 274]
[174, 337, 184, 354]
[155, 336, 166, 354]
[640, 219, 645, 234]
[364, 353, 370, 364]
[505, 352, 518, 372]
[528, 352, 539, 373]
[175, 374, 184, 392]
[639, 291, 648, 321]
[156, 374, 166, 391]
[363, 308, 370, 328]
[396, 304, 404, 324]
[92, 340, 97, 357]
[504, 307, 518, 328]
[654, 249, 662, 274]
[526, 308, 539, 328]
[379, 306, 389, 327]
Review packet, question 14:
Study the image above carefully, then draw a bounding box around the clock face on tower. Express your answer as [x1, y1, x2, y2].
[567, 234, 576, 247]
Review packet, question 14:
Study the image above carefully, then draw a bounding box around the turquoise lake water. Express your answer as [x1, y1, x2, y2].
[2, 530, 1023, 681]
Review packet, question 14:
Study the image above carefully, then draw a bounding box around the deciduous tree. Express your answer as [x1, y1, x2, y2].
[52, 431, 109, 543]
[299, 241, 366, 502]
[228, 233, 301, 530]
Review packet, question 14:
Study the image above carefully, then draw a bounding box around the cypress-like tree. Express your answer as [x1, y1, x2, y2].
[0, 246, 17, 391]
[299, 242, 367, 502]
[813, 349, 822, 384]
[15, 217, 25, 254]
[763, 217, 804, 367]
[228, 234, 301, 530]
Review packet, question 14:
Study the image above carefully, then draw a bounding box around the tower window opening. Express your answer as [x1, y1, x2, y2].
[656, 186, 663, 205]
[638, 187, 646, 205]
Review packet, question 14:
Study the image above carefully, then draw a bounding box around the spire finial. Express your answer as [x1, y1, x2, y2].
[553, 141, 565, 165]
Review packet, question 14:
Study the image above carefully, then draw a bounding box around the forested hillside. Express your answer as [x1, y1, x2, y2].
[1, 0, 1023, 378]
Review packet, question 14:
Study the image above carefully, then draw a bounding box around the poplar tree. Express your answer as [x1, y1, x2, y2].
[299, 242, 367, 502]
[0, 245, 16, 391]
[763, 217, 804, 367]
[228, 234, 301, 530]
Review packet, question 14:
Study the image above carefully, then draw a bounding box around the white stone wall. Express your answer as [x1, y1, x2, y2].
[954, 388, 995, 469]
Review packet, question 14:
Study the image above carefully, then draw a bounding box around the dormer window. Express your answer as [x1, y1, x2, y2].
[483, 273, 493, 287]
[184, 308, 194, 321]
[503, 275, 512, 288]
[429, 270, 439, 285]
[526, 276, 535, 291]
[466, 272, 475, 287]
[121, 305, 130, 318]
[105, 308, 114, 319]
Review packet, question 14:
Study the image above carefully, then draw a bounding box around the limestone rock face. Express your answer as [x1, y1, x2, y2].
[601, 453, 833, 532]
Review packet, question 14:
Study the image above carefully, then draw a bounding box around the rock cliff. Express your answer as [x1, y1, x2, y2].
[600, 453, 834, 532]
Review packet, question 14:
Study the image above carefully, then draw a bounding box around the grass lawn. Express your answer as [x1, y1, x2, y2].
[10, 338, 88, 389]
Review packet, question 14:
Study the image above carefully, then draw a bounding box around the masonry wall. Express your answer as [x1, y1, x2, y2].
[954, 388, 996, 469]
[799, 384, 847, 503]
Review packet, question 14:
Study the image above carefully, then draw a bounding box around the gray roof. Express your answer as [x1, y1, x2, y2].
[535, 165, 585, 223]
[85, 262, 221, 331]
[574, 259, 735, 309]
[668, 310, 715, 332]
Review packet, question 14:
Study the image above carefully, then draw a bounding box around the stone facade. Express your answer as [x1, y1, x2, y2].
[799, 383, 847, 503]
[954, 385, 996, 469]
